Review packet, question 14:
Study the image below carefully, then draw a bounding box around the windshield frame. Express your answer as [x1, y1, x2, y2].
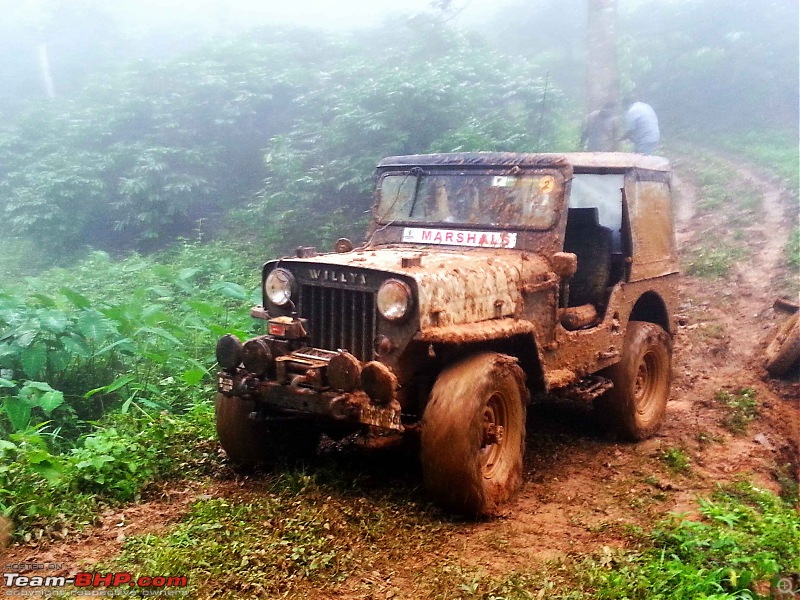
[373, 167, 566, 232]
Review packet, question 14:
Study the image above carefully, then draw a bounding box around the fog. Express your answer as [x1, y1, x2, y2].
[0, 0, 795, 256]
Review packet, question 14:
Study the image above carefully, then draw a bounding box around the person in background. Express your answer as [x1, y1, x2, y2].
[579, 101, 618, 151]
[621, 99, 660, 155]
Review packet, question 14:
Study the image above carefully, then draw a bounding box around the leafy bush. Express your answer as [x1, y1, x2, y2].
[253, 26, 568, 250]
[0, 24, 567, 256]
[575, 482, 800, 599]
[0, 244, 258, 538]
[0, 402, 216, 539]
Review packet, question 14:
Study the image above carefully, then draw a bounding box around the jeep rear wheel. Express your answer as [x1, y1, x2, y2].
[421, 353, 528, 517]
[595, 321, 672, 441]
[215, 393, 321, 466]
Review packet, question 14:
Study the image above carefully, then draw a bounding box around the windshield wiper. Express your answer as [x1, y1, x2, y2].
[406, 166, 425, 218]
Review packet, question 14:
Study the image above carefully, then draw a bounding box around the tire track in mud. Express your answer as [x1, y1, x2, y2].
[669, 154, 798, 506]
[673, 155, 793, 377]
[729, 163, 791, 294]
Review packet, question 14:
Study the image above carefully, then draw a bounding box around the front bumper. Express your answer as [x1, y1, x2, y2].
[217, 358, 404, 432]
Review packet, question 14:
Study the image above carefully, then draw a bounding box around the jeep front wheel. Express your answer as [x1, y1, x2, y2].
[215, 393, 321, 466]
[421, 353, 528, 517]
[595, 321, 672, 441]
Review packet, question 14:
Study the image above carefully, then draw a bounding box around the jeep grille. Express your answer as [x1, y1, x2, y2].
[298, 285, 376, 362]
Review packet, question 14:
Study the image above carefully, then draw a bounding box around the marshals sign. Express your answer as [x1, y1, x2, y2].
[402, 228, 517, 249]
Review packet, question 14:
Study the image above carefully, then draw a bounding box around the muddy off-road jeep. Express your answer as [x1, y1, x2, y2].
[215, 152, 678, 516]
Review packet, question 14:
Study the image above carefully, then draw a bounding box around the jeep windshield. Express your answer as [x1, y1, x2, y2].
[376, 171, 562, 229]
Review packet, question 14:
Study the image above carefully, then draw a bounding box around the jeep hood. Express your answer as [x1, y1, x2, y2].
[287, 247, 552, 329]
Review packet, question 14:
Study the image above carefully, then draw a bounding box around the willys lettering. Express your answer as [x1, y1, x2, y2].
[308, 269, 367, 284]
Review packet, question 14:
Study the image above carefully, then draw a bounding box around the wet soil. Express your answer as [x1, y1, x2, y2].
[3, 154, 798, 595]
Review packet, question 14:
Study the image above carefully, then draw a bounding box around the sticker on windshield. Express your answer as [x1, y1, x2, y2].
[402, 228, 517, 249]
[491, 176, 516, 187]
[539, 175, 555, 193]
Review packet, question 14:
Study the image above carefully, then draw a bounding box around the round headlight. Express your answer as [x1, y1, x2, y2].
[265, 268, 295, 306]
[377, 279, 412, 321]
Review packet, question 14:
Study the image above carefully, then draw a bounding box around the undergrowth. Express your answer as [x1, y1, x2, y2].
[675, 148, 760, 280]
[1, 401, 216, 541]
[112, 469, 450, 599]
[715, 388, 759, 434]
[0, 242, 262, 539]
[429, 482, 799, 600]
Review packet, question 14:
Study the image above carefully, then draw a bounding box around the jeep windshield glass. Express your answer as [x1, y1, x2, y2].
[376, 172, 561, 229]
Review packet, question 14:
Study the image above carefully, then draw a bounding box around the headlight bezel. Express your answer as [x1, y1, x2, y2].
[376, 278, 413, 322]
[264, 267, 296, 307]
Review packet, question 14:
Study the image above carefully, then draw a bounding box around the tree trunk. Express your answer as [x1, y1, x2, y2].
[586, 0, 618, 129]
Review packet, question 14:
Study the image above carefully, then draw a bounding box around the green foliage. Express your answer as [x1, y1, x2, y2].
[0, 380, 66, 432]
[569, 483, 800, 599]
[0, 24, 567, 256]
[684, 244, 747, 279]
[787, 227, 800, 271]
[0, 31, 316, 253]
[623, 0, 798, 133]
[715, 388, 759, 434]
[0, 243, 259, 537]
[0, 403, 215, 538]
[660, 447, 691, 474]
[247, 25, 567, 250]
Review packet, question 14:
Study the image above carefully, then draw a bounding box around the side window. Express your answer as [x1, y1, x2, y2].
[569, 174, 624, 251]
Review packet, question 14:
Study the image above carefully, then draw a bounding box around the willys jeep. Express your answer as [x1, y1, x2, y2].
[215, 152, 678, 516]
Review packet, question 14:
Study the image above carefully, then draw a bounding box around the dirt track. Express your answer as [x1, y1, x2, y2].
[3, 154, 799, 594]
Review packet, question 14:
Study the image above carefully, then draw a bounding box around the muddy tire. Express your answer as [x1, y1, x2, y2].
[215, 393, 321, 466]
[421, 353, 528, 517]
[595, 321, 672, 441]
[765, 313, 800, 378]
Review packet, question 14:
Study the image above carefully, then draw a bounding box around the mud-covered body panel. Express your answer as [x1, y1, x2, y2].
[542, 274, 680, 389]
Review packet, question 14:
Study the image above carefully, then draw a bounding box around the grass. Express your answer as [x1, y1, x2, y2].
[412, 482, 800, 600]
[715, 388, 759, 434]
[672, 148, 757, 280]
[110, 466, 452, 599]
[714, 129, 800, 198]
[684, 244, 748, 279]
[660, 447, 691, 474]
[71, 419, 794, 600]
[787, 226, 800, 270]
